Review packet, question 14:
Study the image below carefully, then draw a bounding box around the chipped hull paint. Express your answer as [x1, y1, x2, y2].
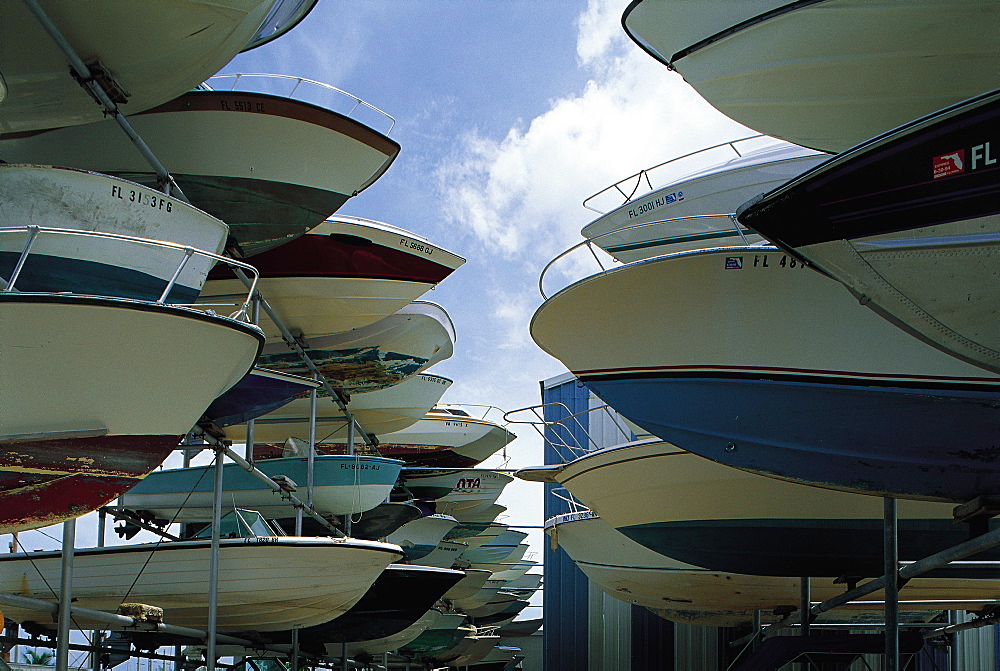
[258, 345, 429, 393]
[0, 435, 179, 533]
[256, 301, 454, 393]
[582, 372, 1000, 502]
[1, 294, 264, 531]
[0, 164, 227, 301]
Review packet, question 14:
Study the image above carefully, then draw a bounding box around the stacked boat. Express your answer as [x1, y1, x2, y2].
[523, 0, 1000, 644]
[0, 3, 529, 669]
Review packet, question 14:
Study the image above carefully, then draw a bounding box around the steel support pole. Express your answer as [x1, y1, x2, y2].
[800, 577, 810, 637]
[308, 373, 317, 510]
[290, 631, 299, 671]
[189, 429, 344, 537]
[346, 418, 355, 536]
[206, 448, 225, 671]
[56, 519, 75, 671]
[751, 610, 762, 650]
[731, 522, 1000, 648]
[92, 510, 107, 671]
[949, 611, 962, 671]
[245, 298, 260, 462]
[20, 0, 188, 201]
[884, 497, 899, 671]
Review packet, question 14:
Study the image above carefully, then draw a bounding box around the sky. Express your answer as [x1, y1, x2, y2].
[5, 0, 753, 646]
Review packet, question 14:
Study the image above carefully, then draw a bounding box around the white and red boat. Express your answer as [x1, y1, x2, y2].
[1, 288, 263, 533]
[199, 217, 465, 341]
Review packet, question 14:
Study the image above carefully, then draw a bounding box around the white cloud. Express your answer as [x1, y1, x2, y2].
[437, 0, 751, 264]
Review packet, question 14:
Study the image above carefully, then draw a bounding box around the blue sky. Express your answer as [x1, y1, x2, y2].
[7, 0, 752, 639]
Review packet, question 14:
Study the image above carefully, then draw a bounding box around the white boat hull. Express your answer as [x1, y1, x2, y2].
[442, 569, 493, 602]
[624, 0, 1000, 152]
[0, 537, 403, 632]
[1, 295, 260, 438]
[257, 301, 454, 393]
[531, 246, 1000, 501]
[341, 609, 443, 658]
[551, 511, 1000, 627]
[581, 143, 825, 262]
[0, 294, 262, 533]
[0, 0, 276, 133]
[0, 91, 402, 257]
[402, 469, 514, 517]
[376, 410, 516, 467]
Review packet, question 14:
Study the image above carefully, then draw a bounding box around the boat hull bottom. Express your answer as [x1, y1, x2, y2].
[616, 519, 1000, 578]
[581, 373, 1000, 502]
[0, 435, 179, 533]
[115, 172, 348, 258]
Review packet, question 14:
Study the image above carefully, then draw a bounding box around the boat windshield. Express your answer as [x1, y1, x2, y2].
[192, 509, 276, 539]
[241, 0, 319, 52]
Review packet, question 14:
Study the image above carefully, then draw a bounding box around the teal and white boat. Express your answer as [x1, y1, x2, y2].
[119, 455, 403, 524]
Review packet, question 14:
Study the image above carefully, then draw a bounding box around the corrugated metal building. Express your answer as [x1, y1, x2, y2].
[539, 373, 1000, 671]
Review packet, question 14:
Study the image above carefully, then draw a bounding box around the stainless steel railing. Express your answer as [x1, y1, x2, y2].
[0, 225, 260, 321]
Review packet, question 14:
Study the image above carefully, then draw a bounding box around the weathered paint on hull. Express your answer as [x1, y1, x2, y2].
[0, 435, 179, 533]
[582, 373, 1000, 502]
[0, 164, 227, 301]
[255, 301, 454, 393]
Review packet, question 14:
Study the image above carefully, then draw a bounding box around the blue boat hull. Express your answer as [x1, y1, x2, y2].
[203, 369, 313, 427]
[581, 372, 1000, 502]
